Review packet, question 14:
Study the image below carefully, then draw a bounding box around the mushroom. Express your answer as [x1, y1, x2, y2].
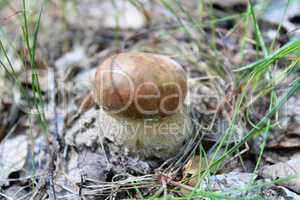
[93, 52, 191, 159]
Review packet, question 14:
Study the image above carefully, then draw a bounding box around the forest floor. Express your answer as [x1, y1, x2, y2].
[0, 0, 300, 199]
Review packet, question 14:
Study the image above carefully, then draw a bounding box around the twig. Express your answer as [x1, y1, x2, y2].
[49, 67, 63, 150]
[46, 64, 61, 200]
[48, 149, 57, 200]
[0, 192, 14, 200]
[79, 174, 84, 199]
[162, 178, 168, 200]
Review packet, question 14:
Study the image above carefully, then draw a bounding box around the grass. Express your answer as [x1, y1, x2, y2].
[0, 0, 48, 133]
[21, 0, 48, 133]
[247, 0, 272, 180]
[23, 0, 47, 196]
[0, 0, 300, 199]
[159, 0, 300, 199]
[0, 0, 47, 197]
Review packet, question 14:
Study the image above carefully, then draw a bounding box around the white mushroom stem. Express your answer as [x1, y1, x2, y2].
[97, 108, 191, 159]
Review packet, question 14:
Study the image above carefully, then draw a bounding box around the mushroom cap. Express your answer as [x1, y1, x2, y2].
[94, 52, 187, 118]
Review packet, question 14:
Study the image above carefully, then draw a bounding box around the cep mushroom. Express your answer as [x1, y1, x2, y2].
[93, 52, 191, 159]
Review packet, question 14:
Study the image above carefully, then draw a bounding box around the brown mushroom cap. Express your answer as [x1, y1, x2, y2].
[93, 52, 187, 118]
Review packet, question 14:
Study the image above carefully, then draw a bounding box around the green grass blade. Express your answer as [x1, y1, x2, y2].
[209, 75, 300, 169]
[248, 0, 268, 56]
[235, 39, 300, 72]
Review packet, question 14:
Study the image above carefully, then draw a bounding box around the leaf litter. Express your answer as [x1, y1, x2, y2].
[0, 0, 300, 199]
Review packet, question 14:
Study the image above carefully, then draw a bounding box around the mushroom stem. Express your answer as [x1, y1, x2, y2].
[97, 108, 191, 159]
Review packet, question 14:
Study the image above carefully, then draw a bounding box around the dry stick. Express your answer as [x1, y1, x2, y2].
[162, 178, 168, 200]
[47, 67, 61, 200]
[79, 174, 84, 200]
[48, 149, 57, 200]
[0, 118, 20, 144]
[16, 191, 33, 200]
[50, 67, 64, 150]
[29, 178, 47, 200]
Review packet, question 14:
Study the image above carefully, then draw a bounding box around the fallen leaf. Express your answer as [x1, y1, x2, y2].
[185, 156, 207, 175]
[259, 0, 300, 35]
[55, 45, 87, 81]
[266, 93, 300, 149]
[100, 1, 147, 29]
[78, 93, 95, 115]
[263, 150, 300, 164]
[267, 129, 300, 149]
[77, 148, 110, 182]
[0, 135, 28, 186]
[67, 148, 82, 184]
[276, 186, 300, 200]
[280, 94, 300, 125]
[200, 172, 254, 192]
[183, 155, 208, 186]
[65, 109, 98, 148]
[66, 0, 147, 30]
[181, 172, 255, 198]
[181, 171, 300, 199]
[4, 185, 29, 199]
[259, 157, 300, 193]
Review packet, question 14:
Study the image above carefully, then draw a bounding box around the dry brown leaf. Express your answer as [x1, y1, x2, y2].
[183, 155, 208, 186]
[78, 92, 95, 114]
